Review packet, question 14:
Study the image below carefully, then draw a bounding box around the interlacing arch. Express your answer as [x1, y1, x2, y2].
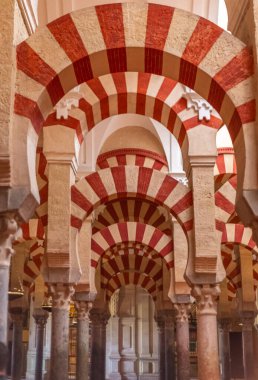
[14, 2, 257, 213]
[71, 166, 193, 234]
[91, 222, 173, 268]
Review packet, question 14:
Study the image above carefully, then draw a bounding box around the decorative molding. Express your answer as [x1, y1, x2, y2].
[183, 87, 213, 121]
[192, 284, 220, 316]
[49, 283, 75, 310]
[17, 0, 38, 35]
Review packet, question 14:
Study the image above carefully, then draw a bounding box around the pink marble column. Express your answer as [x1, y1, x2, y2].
[75, 300, 92, 380]
[174, 303, 191, 380]
[49, 283, 74, 380]
[89, 308, 110, 380]
[218, 318, 231, 380]
[33, 310, 49, 380]
[192, 284, 220, 380]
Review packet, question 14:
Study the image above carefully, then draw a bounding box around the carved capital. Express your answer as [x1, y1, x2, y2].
[155, 309, 174, 329]
[0, 214, 18, 265]
[33, 309, 49, 326]
[191, 284, 220, 316]
[242, 316, 255, 331]
[49, 283, 75, 310]
[90, 308, 110, 326]
[174, 303, 191, 323]
[218, 318, 231, 332]
[75, 300, 92, 321]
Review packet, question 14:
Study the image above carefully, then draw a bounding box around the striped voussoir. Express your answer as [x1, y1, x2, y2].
[101, 243, 161, 263]
[71, 166, 193, 234]
[91, 222, 173, 269]
[15, 3, 255, 184]
[100, 255, 163, 289]
[215, 177, 237, 231]
[105, 271, 160, 301]
[92, 198, 172, 235]
[221, 223, 258, 254]
[221, 244, 241, 293]
[96, 148, 169, 172]
[23, 242, 44, 289]
[214, 148, 236, 191]
[13, 218, 45, 245]
[36, 148, 48, 226]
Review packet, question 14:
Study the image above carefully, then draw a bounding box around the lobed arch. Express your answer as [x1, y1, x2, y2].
[14, 3, 256, 225]
[91, 222, 174, 269]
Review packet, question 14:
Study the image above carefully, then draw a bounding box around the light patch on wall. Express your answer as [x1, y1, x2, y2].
[218, 0, 228, 30]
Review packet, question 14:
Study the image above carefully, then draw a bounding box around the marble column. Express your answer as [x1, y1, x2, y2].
[0, 214, 17, 343]
[163, 310, 175, 380]
[156, 312, 165, 380]
[218, 318, 231, 380]
[253, 324, 258, 379]
[49, 283, 74, 380]
[192, 284, 220, 380]
[242, 314, 255, 380]
[10, 309, 24, 380]
[174, 303, 191, 380]
[33, 310, 49, 380]
[75, 300, 91, 380]
[90, 308, 110, 380]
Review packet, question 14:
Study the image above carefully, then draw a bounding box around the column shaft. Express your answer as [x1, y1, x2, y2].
[11, 314, 24, 380]
[90, 309, 110, 380]
[34, 311, 48, 380]
[75, 301, 91, 380]
[156, 314, 165, 380]
[164, 312, 175, 380]
[49, 284, 74, 380]
[192, 285, 220, 380]
[218, 319, 231, 380]
[0, 266, 10, 343]
[242, 317, 255, 380]
[175, 304, 191, 380]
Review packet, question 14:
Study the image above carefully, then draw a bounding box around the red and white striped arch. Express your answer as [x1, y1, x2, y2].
[15, 3, 256, 202]
[105, 271, 160, 302]
[23, 242, 44, 289]
[14, 218, 45, 245]
[221, 223, 258, 254]
[214, 148, 237, 191]
[100, 255, 163, 288]
[215, 177, 237, 231]
[101, 243, 161, 263]
[221, 245, 241, 291]
[71, 166, 193, 234]
[91, 222, 173, 269]
[96, 148, 169, 172]
[92, 198, 172, 236]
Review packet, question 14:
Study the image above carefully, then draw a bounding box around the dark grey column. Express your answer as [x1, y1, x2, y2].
[0, 215, 17, 343]
[10, 309, 24, 380]
[33, 310, 49, 380]
[218, 318, 231, 380]
[164, 310, 175, 380]
[75, 300, 91, 380]
[175, 303, 191, 380]
[90, 308, 110, 380]
[242, 314, 255, 380]
[156, 312, 165, 380]
[49, 284, 74, 380]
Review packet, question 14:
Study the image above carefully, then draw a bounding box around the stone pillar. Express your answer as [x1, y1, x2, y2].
[156, 312, 165, 380]
[192, 285, 220, 380]
[49, 283, 74, 380]
[75, 300, 91, 380]
[174, 303, 191, 380]
[10, 310, 24, 380]
[0, 214, 17, 343]
[90, 309, 110, 380]
[218, 319, 231, 380]
[33, 310, 49, 380]
[163, 310, 175, 380]
[253, 324, 258, 379]
[242, 314, 255, 380]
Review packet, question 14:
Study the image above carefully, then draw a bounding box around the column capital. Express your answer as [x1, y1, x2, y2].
[10, 308, 25, 325]
[75, 300, 92, 321]
[218, 318, 231, 332]
[241, 315, 255, 331]
[191, 284, 220, 316]
[0, 213, 18, 265]
[49, 283, 75, 310]
[174, 303, 192, 323]
[33, 309, 49, 326]
[90, 308, 110, 326]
